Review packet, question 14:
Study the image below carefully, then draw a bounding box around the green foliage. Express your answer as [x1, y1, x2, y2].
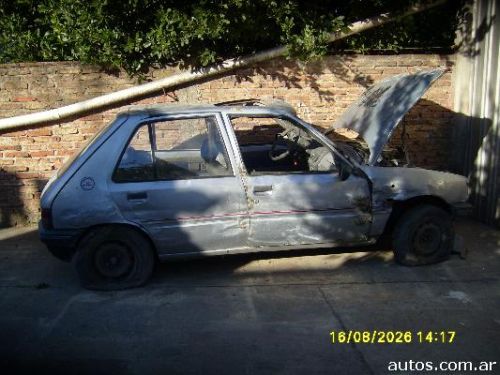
[0, 0, 464, 75]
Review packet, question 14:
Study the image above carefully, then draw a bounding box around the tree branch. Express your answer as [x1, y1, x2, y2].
[0, 0, 447, 132]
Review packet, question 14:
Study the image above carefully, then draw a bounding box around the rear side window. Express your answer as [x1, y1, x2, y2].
[114, 116, 232, 182]
[114, 125, 155, 182]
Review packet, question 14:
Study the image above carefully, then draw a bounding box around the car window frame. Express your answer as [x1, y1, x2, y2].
[111, 113, 236, 183]
[225, 112, 341, 177]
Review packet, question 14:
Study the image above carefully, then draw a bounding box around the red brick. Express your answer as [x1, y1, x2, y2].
[29, 150, 55, 157]
[15, 172, 43, 179]
[3, 151, 30, 158]
[0, 145, 22, 151]
[12, 97, 37, 102]
[27, 128, 52, 136]
[1, 165, 28, 172]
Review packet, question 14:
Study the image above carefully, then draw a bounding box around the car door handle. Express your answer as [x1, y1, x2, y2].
[127, 192, 148, 201]
[253, 185, 273, 196]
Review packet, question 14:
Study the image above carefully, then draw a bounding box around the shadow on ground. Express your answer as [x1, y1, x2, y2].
[0, 218, 499, 374]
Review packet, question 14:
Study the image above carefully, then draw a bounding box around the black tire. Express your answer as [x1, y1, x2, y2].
[73, 226, 155, 290]
[392, 204, 454, 266]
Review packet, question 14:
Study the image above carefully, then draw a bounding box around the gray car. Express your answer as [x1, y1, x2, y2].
[39, 69, 470, 290]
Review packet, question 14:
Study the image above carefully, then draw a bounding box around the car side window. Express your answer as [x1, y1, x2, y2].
[230, 116, 337, 175]
[114, 125, 155, 182]
[114, 116, 232, 182]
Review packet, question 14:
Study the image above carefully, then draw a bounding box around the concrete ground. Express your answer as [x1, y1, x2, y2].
[0, 218, 499, 374]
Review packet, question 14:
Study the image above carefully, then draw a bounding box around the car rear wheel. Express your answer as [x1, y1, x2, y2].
[73, 226, 155, 290]
[392, 205, 454, 266]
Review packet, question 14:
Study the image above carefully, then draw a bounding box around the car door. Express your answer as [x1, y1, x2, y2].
[224, 113, 372, 248]
[109, 114, 249, 256]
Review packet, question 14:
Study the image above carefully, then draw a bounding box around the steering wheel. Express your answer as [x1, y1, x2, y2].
[269, 129, 298, 161]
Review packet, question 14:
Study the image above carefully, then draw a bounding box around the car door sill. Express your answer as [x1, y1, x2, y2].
[157, 238, 377, 261]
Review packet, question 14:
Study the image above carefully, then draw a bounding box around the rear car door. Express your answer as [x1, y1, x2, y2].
[225, 114, 372, 248]
[109, 114, 249, 256]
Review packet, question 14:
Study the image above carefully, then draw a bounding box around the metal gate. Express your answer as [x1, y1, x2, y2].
[454, 0, 499, 227]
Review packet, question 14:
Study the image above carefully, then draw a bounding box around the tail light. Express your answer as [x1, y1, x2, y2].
[41, 207, 53, 229]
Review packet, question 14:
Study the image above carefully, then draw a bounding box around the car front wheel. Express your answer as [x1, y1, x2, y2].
[392, 204, 454, 266]
[73, 226, 155, 290]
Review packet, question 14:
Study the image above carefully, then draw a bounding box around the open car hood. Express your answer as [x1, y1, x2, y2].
[327, 69, 444, 165]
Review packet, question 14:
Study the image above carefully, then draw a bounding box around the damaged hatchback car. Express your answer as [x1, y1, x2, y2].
[40, 69, 470, 290]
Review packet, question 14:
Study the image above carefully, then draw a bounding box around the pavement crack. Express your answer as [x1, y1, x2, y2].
[318, 286, 375, 375]
[0, 277, 496, 290]
[146, 277, 498, 289]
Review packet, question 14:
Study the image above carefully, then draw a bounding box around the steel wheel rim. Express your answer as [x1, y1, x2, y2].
[412, 222, 443, 256]
[94, 242, 134, 279]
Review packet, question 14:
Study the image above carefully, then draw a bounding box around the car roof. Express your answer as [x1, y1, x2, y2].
[117, 101, 297, 118]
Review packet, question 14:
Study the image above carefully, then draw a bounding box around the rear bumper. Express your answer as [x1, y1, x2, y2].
[451, 202, 473, 217]
[38, 223, 83, 261]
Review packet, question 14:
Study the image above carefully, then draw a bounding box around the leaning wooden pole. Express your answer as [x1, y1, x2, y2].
[0, 0, 446, 132]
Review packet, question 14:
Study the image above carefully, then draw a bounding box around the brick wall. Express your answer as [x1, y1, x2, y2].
[0, 54, 455, 227]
